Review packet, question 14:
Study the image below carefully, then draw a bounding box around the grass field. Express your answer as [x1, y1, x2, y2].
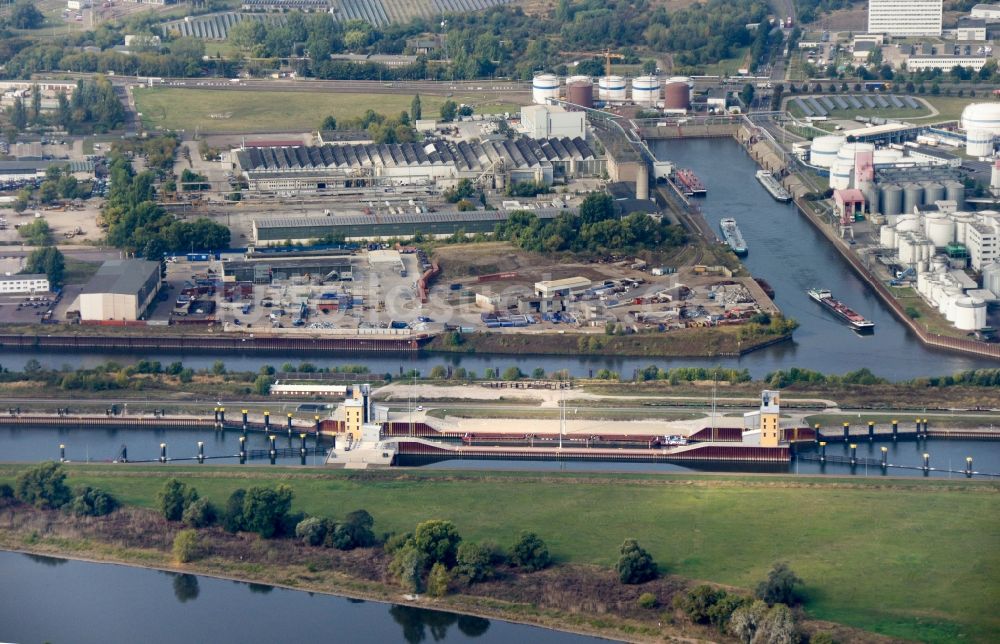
[3, 466, 995, 642]
[134, 88, 522, 133]
[788, 95, 984, 126]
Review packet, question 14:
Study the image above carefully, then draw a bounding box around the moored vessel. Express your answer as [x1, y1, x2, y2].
[675, 168, 707, 196]
[720, 218, 748, 256]
[808, 288, 874, 332]
[755, 170, 792, 202]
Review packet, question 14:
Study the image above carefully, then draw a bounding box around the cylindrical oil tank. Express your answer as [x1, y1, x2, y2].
[923, 182, 945, 205]
[598, 75, 627, 102]
[898, 234, 917, 264]
[631, 75, 661, 106]
[566, 81, 594, 109]
[902, 183, 924, 214]
[532, 73, 560, 105]
[925, 216, 955, 247]
[896, 214, 919, 233]
[836, 142, 875, 164]
[566, 74, 591, 86]
[945, 181, 966, 209]
[830, 161, 853, 190]
[916, 272, 930, 296]
[953, 297, 987, 330]
[952, 212, 976, 245]
[922, 240, 934, 262]
[663, 82, 690, 110]
[982, 261, 1000, 295]
[879, 225, 896, 248]
[873, 148, 903, 165]
[880, 183, 902, 216]
[965, 129, 996, 157]
[809, 135, 845, 168]
[930, 254, 949, 273]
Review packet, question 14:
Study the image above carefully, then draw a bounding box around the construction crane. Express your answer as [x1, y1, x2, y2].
[601, 49, 624, 76]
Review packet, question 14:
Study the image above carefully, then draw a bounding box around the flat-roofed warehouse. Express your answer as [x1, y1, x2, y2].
[252, 208, 571, 244]
[234, 137, 605, 193]
[224, 255, 354, 284]
[78, 259, 161, 321]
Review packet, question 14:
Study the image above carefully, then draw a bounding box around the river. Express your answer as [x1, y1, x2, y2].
[0, 552, 600, 644]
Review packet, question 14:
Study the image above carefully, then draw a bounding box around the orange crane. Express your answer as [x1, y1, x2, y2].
[572, 49, 625, 76]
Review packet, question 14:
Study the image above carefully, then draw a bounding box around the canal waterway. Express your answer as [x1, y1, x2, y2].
[0, 552, 602, 644]
[3, 425, 996, 478]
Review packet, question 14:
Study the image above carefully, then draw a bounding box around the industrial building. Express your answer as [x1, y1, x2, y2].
[223, 255, 353, 283]
[971, 3, 1000, 19]
[520, 105, 586, 140]
[234, 137, 604, 193]
[868, 0, 942, 36]
[252, 208, 571, 244]
[0, 274, 49, 294]
[78, 259, 161, 321]
[534, 277, 592, 298]
[907, 55, 989, 72]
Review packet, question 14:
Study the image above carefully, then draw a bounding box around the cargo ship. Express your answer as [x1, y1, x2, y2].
[720, 218, 748, 256]
[755, 170, 792, 202]
[807, 288, 874, 332]
[675, 168, 707, 196]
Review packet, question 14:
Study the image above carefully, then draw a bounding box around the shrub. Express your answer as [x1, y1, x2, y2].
[242, 485, 294, 538]
[413, 520, 461, 567]
[810, 632, 836, 644]
[69, 486, 118, 517]
[427, 562, 451, 597]
[222, 488, 246, 533]
[295, 517, 327, 546]
[455, 542, 495, 583]
[0, 483, 12, 499]
[616, 539, 657, 584]
[15, 462, 72, 509]
[389, 544, 427, 594]
[638, 592, 658, 609]
[157, 479, 198, 522]
[510, 532, 550, 572]
[182, 498, 216, 528]
[173, 529, 199, 563]
[755, 562, 802, 606]
[383, 532, 412, 553]
[677, 585, 727, 624]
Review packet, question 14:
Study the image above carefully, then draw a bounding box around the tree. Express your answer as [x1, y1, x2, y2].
[501, 366, 523, 381]
[173, 529, 199, 563]
[456, 542, 495, 583]
[182, 498, 216, 528]
[212, 360, 226, 375]
[327, 509, 376, 550]
[296, 516, 328, 546]
[18, 218, 51, 246]
[157, 479, 199, 522]
[253, 374, 272, 395]
[11, 98, 28, 131]
[510, 532, 550, 572]
[427, 562, 451, 597]
[70, 486, 118, 517]
[729, 599, 769, 644]
[440, 99, 458, 122]
[11, 1, 44, 29]
[755, 562, 802, 606]
[242, 484, 294, 538]
[756, 603, 796, 644]
[413, 519, 462, 567]
[389, 544, 427, 593]
[411, 94, 422, 121]
[616, 538, 657, 584]
[222, 488, 247, 532]
[321, 115, 337, 131]
[15, 462, 72, 509]
[740, 83, 755, 107]
[24, 246, 65, 287]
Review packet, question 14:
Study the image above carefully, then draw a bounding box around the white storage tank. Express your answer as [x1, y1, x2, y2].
[983, 261, 1000, 296]
[631, 75, 661, 106]
[961, 103, 1000, 156]
[598, 75, 627, 102]
[952, 296, 987, 330]
[952, 212, 977, 245]
[965, 129, 996, 157]
[916, 272, 931, 296]
[896, 215, 919, 234]
[830, 161, 853, 189]
[924, 214, 955, 247]
[836, 142, 875, 164]
[879, 225, 896, 248]
[930, 254, 948, 273]
[668, 75, 695, 88]
[873, 148, 903, 165]
[898, 234, 918, 265]
[809, 135, 845, 168]
[532, 73, 561, 105]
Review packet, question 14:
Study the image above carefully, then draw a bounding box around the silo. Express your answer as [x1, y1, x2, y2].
[830, 162, 853, 190]
[923, 182, 945, 205]
[809, 135, 845, 168]
[879, 225, 896, 248]
[860, 182, 879, 213]
[898, 234, 917, 265]
[930, 255, 948, 273]
[945, 181, 966, 209]
[952, 297, 986, 330]
[902, 183, 924, 214]
[663, 82, 691, 110]
[598, 75, 627, 102]
[631, 75, 661, 106]
[635, 163, 650, 200]
[952, 212, 977, 245]
[880, 183, 902, 216]
[836, 142, 875, 165]
[532, 73, 561, 105]
[916, 272, 931, 297]
[566, 81, 594, 109]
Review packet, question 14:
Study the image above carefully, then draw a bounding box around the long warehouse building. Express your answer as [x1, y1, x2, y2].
[252, 208, 573, 244]
[234, 137, 605, 193]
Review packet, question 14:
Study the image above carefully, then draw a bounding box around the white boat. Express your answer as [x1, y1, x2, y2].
[755, 170, 792, 202]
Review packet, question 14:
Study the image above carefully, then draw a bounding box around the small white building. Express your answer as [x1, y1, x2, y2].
[0, 273, 49, 294]
[970, 3, 1000, 20]
[907, 55, 989, 72]
[520, 105, 586, 141]
[534, 276, 591, 298]
[269, 382, 349, 396]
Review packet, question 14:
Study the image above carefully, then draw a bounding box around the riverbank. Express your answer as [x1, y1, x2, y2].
[1, 465, 996, 642]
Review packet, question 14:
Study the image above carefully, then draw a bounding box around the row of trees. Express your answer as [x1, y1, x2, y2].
[9, 462, 118, 517]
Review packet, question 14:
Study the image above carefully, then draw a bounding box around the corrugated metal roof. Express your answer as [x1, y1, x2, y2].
[80, 259, 159, 296]
[254, 207, 571, 229]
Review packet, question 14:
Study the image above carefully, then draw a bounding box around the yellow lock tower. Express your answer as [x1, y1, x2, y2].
[759, 390, 782, 447]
